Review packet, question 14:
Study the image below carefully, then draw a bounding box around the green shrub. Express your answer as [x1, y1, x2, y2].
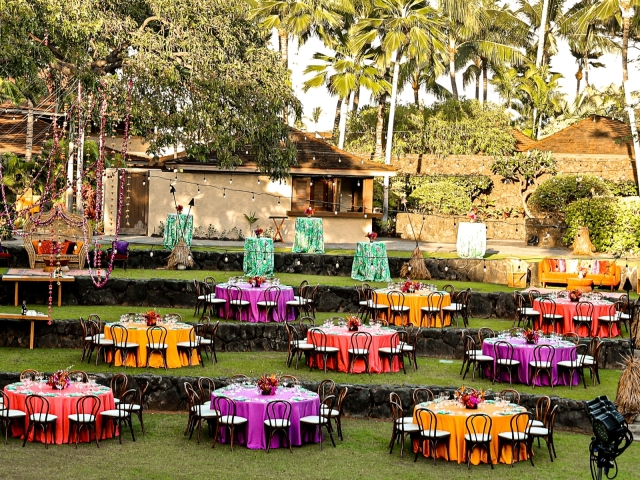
[604, 179, 638, 197]
[564, 197, 640, 254]
[529, 174, 610, 213]
[408, 174, 492, 200]
[408, 181, 472, 215]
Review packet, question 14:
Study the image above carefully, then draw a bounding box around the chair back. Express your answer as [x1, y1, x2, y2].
[509, 327, 524, 337]
[299, 316, 314, 336]
[539, 298, 558, 317]
[534, 396, 551, 424]
[20, 369, 39, 381]
[110, 324, 129, 348]
[463, 334, 478, 359]
[498, 389, 520, 404]
[279, 375, 299, 386]
[0, 391, 11, 410]
[509, 411, 533, 436]
[80, 317, 89, 339]
[266, 399, 292, 425]
[212, 396, 237, 421]
[465, 413, 492, 440]
[118, 389, 138, 416]
[263, 285, 281, 302]
[75, 395, 101, 420]
[227, 285, 245, 303]
[546, 404, 559, 432]
[533, 344, 555, 364]
[426, 292, 443, 310]
[185, 383, 203, 415]
[562, 332, 580, 345]
[514, 292, 527, 311]
[477, 327, 495, 344]
[494, 340, 514, 363]
[412, 388, 434, 405]
[350, 331, 372, 352]
[390, 400, 405, 423]
[442, 284, 455, 296]
[88, 314, 102, 328]
[384, 332, 401, 354]
[110, 373, 128, 399]
[612, 301, 625, 319]
[320, 395, 336, 417]
[317, 379, 336, 401]
[203, 276, 216, 287]
[69, 370, 89, 383]
[335, 387, 348, 413]
[574, 343, 589, 360]
[575, 301, 594, 319]
[147, 325, 168, 348]
[164, 312, 183, 323]
[197, 377, 216, 404]
[309, 327, 328, 350]
[415, 407, 438, 435]
[386, 290, 405, 310]
[25, 394, 50, 419]
[229, 374, 250, 384]
[183, 326, 200, 348]
[528, 289, 541, 305]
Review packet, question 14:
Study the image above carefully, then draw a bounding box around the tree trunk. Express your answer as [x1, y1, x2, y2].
[25, 99, 33, 163]
[536, 0, 550, 67]
[621, 10, 630, 82]
[374, 94, 386, 159]
[412, 72, 420, 105]
[475, 75, 479, 101]
[576, 64, 583, 96]
[333, 98, 342, 137]
[482, 59, 488, 104]
[278, 28, 289, 69]
[66, 120, 75, 212]
[521, 182, 533, 218]
[383, 51, 401, 222]
[353, 86, 361, 113]
[448, 39, 458, 100]
[584, 55, 589, 86]
[338, 96, 348, 150]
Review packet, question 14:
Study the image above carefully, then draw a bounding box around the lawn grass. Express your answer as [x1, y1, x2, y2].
[0, 346, 621, 402]
[1, 413, 637, 480]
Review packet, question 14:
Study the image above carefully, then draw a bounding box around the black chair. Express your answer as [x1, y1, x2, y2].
[539, 299, 564, 334]
[197, 318, 219, 365]
[197, 377, 216, 410]
[400, 327, 420, 371]
[119, 381, 149, 436]
[378, 332, 406, 374]
[414, 407, 451, 464]
[23, 395, 57, 448]
[300, 394, 336, 450]
[497, 411, 534, 467]
[529, 344, 556, 389]
[226, 285, 250, 321]
[443, 290, 466, 328]
[420, 292, 444, 328]
[110, 373, 128, 406]
[212, 396, 248, 451]
[498, 389, 521, 405]
[110, 324, 139, 368]
[597, 301, 623, 339]
[308, 328, 339, 374]
[529, 404, 558, 461]
[464, 413, 493, 470]
[176, 326, 204, 367]
[388, 397, 419, 458]
[572, 301, 594, 337]
[321, 386, 347, 441]
[146, 325, 168, 370]
[285, 322, 314, 369]
[79, 317, 93, 362]
[0, 391, 26, 444]
[256, 286, 282, 322]
[513, 291, 539, 329]
[557, 343, 588, 389]
[87, 320, 114, 366]
[461, 333, 493, 380]
[387, 290, 410, 326]
[185, 383, 219, 445]
[493, 341, 521, 386]
[348, 331, 372, 375]
[67, 395, 101, 448]
[364, 286, 388, 322]
[317, 379, 336, 403]
[412, 388, 434, 406]
[264, 400, 293, 453]
[100, 389, 138, 444]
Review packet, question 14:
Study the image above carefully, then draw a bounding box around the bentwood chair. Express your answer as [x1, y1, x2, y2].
[308, 328, 339, 374]
[317, 379, 336, 402]
[110, 324, 139, 368]
[79, 317, 93, 362]
[378, 333, 406, 374]
[226, 285, 250, 321]
[420, 292, 444, 328]
[118, 381, 149, 436]
[414, 407, 451, 464]
[497, 411, 534, 467]
[389, 398, 419, 458]
[176, 326, 204, 367]
[513, 291, 539, 329]
[185, 383, 219, 445]
[529, 345, 556, 389]
[285, 322, 314, 369]
[412, 388, 435, 406]
[461, 333, 493, 380]
[597, 301, 624, 339]
[256, 286, 282, 322]
[464, 413, 493, 470]
[557, 344, 588, 389]
[0, 391, 26, 444]
[300, 394, 336, 450]
[493, 341, 521, 387]
[387, 290, 410, 326]
[539, 299, 564, 335]
[23, 394, 57, 448]
[110, 373, 128, 406]
[443, 290, 466, 328]
[347, 332, 372, 375]
[146, 325, 169, 370]
[212, 396, 248, 451]
[198, 318, 219, 365]
[264, 400, 293, 453]
[100, 389, 138, 444]
[67, 395, 101, 448]
[321, 386, 348, 441]
[197, 377, 216, 410]
[529, 404, 559, 462]
[572, 301, 594, 337]
[19, 369, 39, 382]
[497, 389, 521, 405]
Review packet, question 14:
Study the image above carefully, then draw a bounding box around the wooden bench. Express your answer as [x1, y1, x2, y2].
[23, 206, 92, 270]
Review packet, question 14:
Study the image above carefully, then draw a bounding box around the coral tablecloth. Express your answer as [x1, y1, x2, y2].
[307, 325, 400, 373]
[291, 217, 324, 254]
[104, 322, 198, 368]
[211, 385, 320, 449]
[351, 242, 391, 282]
[482, 337, 579, 386]
[533, 298, 619, 338]
[413, 401, 528, 465]
[373, 290, 451, 327]
[214, 282, 295, 322]
[5, 382, 115, 444]
[243, 237, 274, 277]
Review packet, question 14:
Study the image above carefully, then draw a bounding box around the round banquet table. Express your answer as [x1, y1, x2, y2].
[413, 400, 528, 465]
[307, 325, 400, 373]
[373, 290, 451, 327]
[104, 322, 198, 368]
[214, 282, 295, 322]
[211, 385, 321, 449]
[533, 298, 619, 338]
[5, 382, 116, 444]
[482, 337, 579, 386]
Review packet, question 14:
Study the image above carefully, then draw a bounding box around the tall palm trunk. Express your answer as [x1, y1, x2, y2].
[278, 28, 289, 124]
[482, 59, 488, 103]
[584, 55, 589, 86]
[353, 86, 361, 113]
[383, 51, 401, 222]
[374, 93, 386, 159]
[333, 98, 342, 137]
[412, 71, 420, 105]
[25, 99, 33, 163]
[621, 7, 630, 82]
[576, 64, 583, 96]
[448, 37, 458, 100]
[338, 96, 348, 149]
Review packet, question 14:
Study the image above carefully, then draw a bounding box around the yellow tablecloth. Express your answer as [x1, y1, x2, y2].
[104, 323, 198, 368]
[373, 290, 451, 326]
[413, 401, 528, 465]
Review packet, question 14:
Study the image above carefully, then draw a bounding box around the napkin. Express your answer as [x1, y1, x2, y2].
[508, 403, 519, 408]
[436, 410, 451, 415]
[484, 400, 495, 404]
[291, 397, 304, 402]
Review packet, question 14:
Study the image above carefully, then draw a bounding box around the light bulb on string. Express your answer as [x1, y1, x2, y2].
[336, 262, 339, 269]
[257, 178, 260, 185]
[277, 197, 281, 206]
[229, 176, 233, 184]
[223, 189, 226, 198]
[357, 180, 360, 187]
[197, 184, 200, 194]
[252, 193, 255, 201]
[224, 254, 229, 263]
[203, 174, 207, 183]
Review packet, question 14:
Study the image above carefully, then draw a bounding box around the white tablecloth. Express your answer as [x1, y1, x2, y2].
[456, 222, 486, 258]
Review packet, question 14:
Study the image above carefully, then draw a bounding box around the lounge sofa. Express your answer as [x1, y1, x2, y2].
[538, 258, 621, 291]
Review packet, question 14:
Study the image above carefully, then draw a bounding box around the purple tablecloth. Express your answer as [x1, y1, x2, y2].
[212, 385, 321, 449]
[214, 282, 295, 322]
[482, 337, 579, 386]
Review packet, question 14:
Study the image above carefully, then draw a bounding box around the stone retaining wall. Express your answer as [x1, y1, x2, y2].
[0, 371, 595, 433]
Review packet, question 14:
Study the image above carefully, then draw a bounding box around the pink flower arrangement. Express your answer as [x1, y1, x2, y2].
[346, 316, 361, 331]
[401, 280, 422, 293]
[455, 386, 484, 409]
[304, 206, 314, 216]
[523, 328, 539, 344]
[143, 309, 162, 326]
[249, 275, 266, 287]
[366, 232, 378, 241]
[257, 374, 279, 395]
[254, 227, 263, 237]
[47, 367, 72, 390]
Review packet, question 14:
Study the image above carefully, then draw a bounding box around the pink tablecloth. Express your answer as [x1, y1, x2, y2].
[483, 337, 579, 386]
[211, 385, 320, 449]
[5, 382, 116, 444]
[533, 298, 619, 337]
[214, 282, 295, 322]
[307, 326, 401, 373]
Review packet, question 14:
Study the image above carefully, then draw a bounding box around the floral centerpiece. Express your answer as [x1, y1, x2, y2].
[47, 366, 72, 390]
[577, 266, 588, 279]
[304, 206, 314, 217]
[257, 374, 279, 395]
[455, 386, 485, 409]
[366, 232, 377, 242]
[254, 227, 264, 238]
[523, 328, 540, 344]
[346, 315, 361, 332]
[176, 204, 184, 214]
[142, 309, 162, 327]
[468, 211, 477, 223]
[248, 275, 266, 287]
[401, 279, 422, 293]
[569, 289, 582, 302]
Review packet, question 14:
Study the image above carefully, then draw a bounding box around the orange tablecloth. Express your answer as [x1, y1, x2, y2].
[373, 290, 451, 326]
[5, 382, 115, 444]
[533, 299, 619, 337]
[104, 323, 198, 368]
[307, 326, 400, 373]
[413, 401, 528, 465]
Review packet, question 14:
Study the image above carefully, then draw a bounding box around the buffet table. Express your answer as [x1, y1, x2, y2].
[351, 241, 391, 282]
[243, 237, 274, 277]
[291, 217, 324, 254]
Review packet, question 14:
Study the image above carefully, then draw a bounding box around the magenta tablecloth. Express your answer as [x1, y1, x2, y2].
[533, 298, 619, 338]
[211, 385, 320, 449]
[482, 337, 579, 386]
[214, 282, 295, 322]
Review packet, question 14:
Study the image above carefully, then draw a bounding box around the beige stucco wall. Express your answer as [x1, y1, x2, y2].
[104, 169, 373, 243]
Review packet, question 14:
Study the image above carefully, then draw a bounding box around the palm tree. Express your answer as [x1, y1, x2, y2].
[354, 0, 445, 221]
[517, 64, 566, 137]
[399, 56, 449, 105]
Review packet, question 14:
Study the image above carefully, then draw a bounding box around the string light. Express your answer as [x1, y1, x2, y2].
[223, 189, 226, 198]
[252, 193, 255, 201]
[229, 175, 233, 184]
[203, 174, 207, 183]
[257, 178, 260, 185]
[197, 184, 200, 194]
[277, 197, 281, 205]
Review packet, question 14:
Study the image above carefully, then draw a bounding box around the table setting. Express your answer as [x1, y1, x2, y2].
[373, 282, 451, 326]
